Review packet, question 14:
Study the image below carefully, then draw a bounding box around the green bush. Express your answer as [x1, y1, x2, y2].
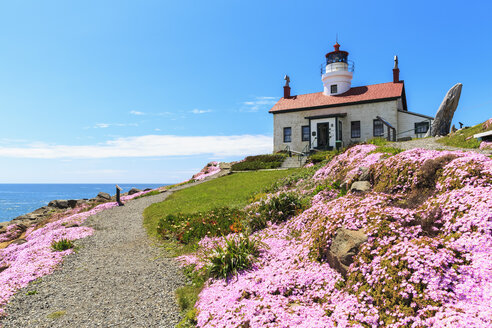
[307, 150, 340, 164]
[369, 146, 404, 156]
[231, 161, 282, 171]
[244, 154, 286, 162]
[248, 192, 306, 232]
[367, 137, 389, 146]
[207, 234, 266, 279]
[51, 239, 74, 251]
[157, 207, 245, 244]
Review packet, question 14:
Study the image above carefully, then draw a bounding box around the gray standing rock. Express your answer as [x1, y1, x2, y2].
[128, 188, 142, 195]
[426, 83, 463, 137]
[322, 228, 368, 277]
[350, 181, 371, 192]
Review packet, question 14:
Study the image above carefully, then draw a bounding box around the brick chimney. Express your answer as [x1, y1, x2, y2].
[283, 75, 291, 98]
[393, 55, 400, 83]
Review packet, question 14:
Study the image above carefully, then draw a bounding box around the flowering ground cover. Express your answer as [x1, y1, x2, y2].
[178, 145, 492, 327]
[0, 190, 152, 317]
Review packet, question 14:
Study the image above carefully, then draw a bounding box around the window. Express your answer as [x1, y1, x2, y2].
[331, 84, 338, 94]
[373, 119, 384, 137]
[351, 121, 361, 138]
[283, 127, 292, 143]
[301, 126, 310, 141]
[415, 121, 430, 134]
[338, 121, 343, 140]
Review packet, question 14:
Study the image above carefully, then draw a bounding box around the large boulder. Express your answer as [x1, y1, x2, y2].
[96, 192, 111, 201]
[48, 199, 69, 209]
[323, 228, 368, 277]
[128, 188, 142, 195]
[426, 83, 463, 137]
[350, 181, 371, 192]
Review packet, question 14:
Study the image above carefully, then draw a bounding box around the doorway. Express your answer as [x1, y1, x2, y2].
[317, 123, 330, 150]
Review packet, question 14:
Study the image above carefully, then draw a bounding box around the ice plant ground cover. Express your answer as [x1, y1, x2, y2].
[179, 145, 492, 327]
[0, 190, 152, 317]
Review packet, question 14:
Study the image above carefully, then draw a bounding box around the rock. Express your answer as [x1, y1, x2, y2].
[144, 188, 152, 191]
[350, 181, 371, 192]
[67, 199, 80, 208]
[66, 223, 79, 228]
[358, 167, 370, 181]
[96, 192, 111, 201]
[128, 188, 142, 195]
[48, 199, 69, 209]
[426, 83, 463, 137]
[484, 118, 492, 130]
[322, 228, 368, 277]
[9, 238, 27, 246]
[15, 224, 27, 232]
[0, 265, 9, 273]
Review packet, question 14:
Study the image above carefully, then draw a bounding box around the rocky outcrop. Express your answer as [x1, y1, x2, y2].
[426, 83, 463, 137]
[322, 228, 368, 277]
[96, 192, 111, 201]
[128, 188, 142, 195]
[48, 200, 69, 209]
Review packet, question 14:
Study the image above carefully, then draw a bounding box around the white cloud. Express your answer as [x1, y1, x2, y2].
[191, 109, 212, 114]
[94, 123, 139, 128]
[130, 110, 145, 115]
[242, 96, 277, 112]
[0, 134, 273, 159]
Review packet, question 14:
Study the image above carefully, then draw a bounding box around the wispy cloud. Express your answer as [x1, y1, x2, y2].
[130, 110, 145, 115]
[191, 109, 212, 114]
[242, 96, 277, 112]
[0, 134, 272, 159]
[94, 123, 139, 129]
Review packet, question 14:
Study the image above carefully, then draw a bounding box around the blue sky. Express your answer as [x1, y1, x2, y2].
[0, 0, 491, 183]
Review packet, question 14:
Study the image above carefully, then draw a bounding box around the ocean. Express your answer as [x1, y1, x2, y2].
[0, 184, 166, 223]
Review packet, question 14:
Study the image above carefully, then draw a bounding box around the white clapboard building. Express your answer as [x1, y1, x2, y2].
[269, 43, 433, 153]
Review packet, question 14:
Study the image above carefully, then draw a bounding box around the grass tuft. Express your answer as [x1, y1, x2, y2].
[47, 310, 66, 319]
[51, 239, 74, 251]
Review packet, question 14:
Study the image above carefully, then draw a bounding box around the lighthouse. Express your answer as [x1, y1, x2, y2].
[322, 43, 354, 96]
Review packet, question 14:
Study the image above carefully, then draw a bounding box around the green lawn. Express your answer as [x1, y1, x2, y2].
[436, 121, 491, 148]
[143, 169, 299, 238]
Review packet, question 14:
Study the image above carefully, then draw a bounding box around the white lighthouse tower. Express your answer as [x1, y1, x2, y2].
[322, 43, 354, 95]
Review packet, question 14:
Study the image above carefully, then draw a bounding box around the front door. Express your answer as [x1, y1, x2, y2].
[317, 123, 330, 150]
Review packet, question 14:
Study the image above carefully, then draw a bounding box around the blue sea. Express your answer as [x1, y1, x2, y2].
[0, 184, 166, 223]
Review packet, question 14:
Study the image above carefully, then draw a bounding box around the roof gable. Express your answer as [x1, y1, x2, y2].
[269, 82, 404, 113]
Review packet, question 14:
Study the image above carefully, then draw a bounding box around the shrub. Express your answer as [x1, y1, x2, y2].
[231, 161, 282, 171]
[367, 137, 389, 146]
[250, 192, 306, 231]
[157, 207, 245, 244]
[51, 239, 74, 251]
[307, 150, 340, 164]
[207, 234, 266, 279]
[244, 154, 286, 162]
[369, 146, 404, 156]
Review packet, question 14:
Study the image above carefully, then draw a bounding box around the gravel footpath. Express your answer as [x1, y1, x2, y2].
[0, 181, 210, 327]
[390, 137, 492, 155]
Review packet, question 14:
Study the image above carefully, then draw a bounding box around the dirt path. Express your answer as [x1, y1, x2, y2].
[0, 171, 228, 327]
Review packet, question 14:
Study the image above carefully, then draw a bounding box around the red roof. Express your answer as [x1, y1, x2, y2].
[269, 82, 404, 113]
